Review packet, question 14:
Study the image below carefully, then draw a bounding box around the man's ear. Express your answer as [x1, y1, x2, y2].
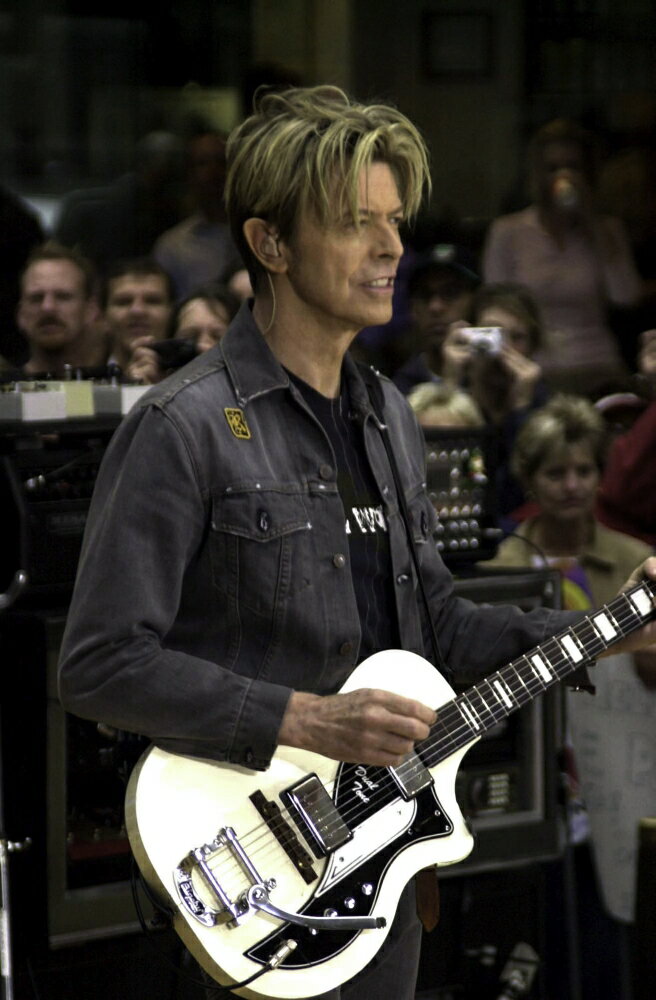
[242, 218, 288, 274]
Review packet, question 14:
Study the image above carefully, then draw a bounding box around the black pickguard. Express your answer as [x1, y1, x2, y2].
[246, 770, 452, 970]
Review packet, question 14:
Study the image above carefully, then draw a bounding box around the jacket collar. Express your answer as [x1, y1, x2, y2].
[220, 301, 375, 418]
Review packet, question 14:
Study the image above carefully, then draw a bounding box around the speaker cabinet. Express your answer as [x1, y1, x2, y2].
[449, 567, 565, 874]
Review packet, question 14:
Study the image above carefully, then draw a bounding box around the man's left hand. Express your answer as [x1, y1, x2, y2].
[600, 556, 656, 657]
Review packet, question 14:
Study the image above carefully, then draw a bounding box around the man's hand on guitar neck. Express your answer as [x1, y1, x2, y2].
[601, 556, 656, 657]
[278, 688, 437, 768]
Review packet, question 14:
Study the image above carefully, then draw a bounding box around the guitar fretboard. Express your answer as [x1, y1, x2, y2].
[421, 577, 656, 770]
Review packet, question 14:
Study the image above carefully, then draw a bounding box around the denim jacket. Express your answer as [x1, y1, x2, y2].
[58, 304, 584, 769]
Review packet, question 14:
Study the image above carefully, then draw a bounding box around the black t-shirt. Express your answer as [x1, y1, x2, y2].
[290, 371, 400, 662]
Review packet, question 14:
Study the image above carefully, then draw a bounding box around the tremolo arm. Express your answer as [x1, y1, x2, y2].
[174, 824, 385, 932]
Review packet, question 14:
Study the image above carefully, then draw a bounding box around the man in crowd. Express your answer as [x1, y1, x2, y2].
[16, 241, 103, 377]
[153, 130, 244, 300]
[391, 243, 480, 393]
[58, 85, 656, 1000]
[101, 257, 174, 378]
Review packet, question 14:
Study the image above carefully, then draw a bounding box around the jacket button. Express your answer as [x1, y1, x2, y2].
[339, 641, 353, 657]
[245, 749, 255, 765]
[333, 553, 346, 569]
[258, 510, 270, 532]
[319, 464, 334, 480]
[396, 573, 410, 585]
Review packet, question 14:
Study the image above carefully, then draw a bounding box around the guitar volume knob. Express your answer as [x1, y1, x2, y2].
[361, 883, 373, 896]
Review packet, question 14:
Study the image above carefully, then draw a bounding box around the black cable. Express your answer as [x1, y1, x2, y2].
[497, 528, 549, 566]
[129, 860, 274, 996]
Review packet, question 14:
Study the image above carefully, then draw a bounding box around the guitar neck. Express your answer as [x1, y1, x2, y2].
[422, 577, 656, 769]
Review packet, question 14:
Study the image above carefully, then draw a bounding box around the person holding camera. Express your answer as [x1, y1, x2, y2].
[102, 257, 175, 382]
[391, 243, 480, 395]
[122, 282, 242, 385]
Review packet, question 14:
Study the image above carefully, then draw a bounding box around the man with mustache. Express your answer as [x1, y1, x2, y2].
[16, 241, 103, 377]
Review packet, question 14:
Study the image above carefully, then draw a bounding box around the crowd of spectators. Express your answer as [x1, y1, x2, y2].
[3, 109, 654, 532]
[3, 109, 655, 544]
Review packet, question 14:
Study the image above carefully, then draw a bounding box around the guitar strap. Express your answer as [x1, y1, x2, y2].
[357, 363, 449, 680]
[358, 362, 444, 933]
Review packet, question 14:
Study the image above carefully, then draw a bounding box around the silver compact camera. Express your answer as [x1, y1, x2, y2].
[461, 326, 503, 355]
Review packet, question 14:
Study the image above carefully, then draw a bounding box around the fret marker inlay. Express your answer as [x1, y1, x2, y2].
[560, 634, 584, 663]
[630, 586, 653, 618]
[592, 612, 617, 642]
[492, 679, 513, 708]
[531, 653, 553, 683]
[459, 700, 481, 731]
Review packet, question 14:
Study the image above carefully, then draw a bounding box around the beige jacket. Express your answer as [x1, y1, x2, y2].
[485, 516, 653, 607]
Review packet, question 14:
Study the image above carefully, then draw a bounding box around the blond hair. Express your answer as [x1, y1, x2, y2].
[511, 394, 607, 486]
[407, 381, 484, 427]
[225, 85, 431, 288]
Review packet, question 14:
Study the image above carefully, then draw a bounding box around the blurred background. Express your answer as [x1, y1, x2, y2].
[2, 0, 655, 236]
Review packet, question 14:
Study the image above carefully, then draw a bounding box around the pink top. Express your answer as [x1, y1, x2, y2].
[482, 206, 641, 375]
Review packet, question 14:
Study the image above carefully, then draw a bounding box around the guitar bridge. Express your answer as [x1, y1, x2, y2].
[174, 826, 274, 928]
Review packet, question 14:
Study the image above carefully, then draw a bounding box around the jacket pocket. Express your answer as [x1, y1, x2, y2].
[209, 488, 314, 615]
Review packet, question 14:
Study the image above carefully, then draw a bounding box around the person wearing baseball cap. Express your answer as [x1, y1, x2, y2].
[391, 242, 480, 394]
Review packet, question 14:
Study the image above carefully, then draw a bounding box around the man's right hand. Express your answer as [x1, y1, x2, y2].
[277, 688, 437, 767]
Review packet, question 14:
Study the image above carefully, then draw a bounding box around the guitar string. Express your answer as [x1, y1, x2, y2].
[194, 586, 654, 899]
[220, 588, 648, 857]
[198, 590, 651, 899]
[196, 588, 652, 894]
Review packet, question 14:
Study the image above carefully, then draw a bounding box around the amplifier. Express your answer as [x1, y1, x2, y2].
[423, 425, 502, 567]
[0, 416, 120, 601]
[448, 567, 565, 873]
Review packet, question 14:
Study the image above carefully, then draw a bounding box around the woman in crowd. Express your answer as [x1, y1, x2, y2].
[406, 380, 484, 429]
[596, 327, 656, 548]
[126, 282, 240, 383]
[484, 393, 655, 1000]
[482, 118, 642, 396]
[440, 281, 549, 523]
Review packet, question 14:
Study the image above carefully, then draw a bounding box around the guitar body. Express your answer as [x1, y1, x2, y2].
[126, 650, 478, 998]
[125, 576, 656, 997]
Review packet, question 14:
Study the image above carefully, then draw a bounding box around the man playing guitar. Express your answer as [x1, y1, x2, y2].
[58, 86, 656, 1000]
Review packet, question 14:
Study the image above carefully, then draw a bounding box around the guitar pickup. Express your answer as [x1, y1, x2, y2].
[282, 774, 352, 858]
[388, 750, 434, 800]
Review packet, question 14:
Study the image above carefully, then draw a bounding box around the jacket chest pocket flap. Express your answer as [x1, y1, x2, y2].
[210, 490, 314, 610]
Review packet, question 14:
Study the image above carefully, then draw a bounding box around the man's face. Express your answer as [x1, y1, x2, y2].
[105, 274, 172, 358]
[281, 161, 404, 337]
[409, 269, 473, 350]
[17, 259, 92, 353]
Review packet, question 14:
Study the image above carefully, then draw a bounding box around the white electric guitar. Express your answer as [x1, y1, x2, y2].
[126, 578, 655, 999]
